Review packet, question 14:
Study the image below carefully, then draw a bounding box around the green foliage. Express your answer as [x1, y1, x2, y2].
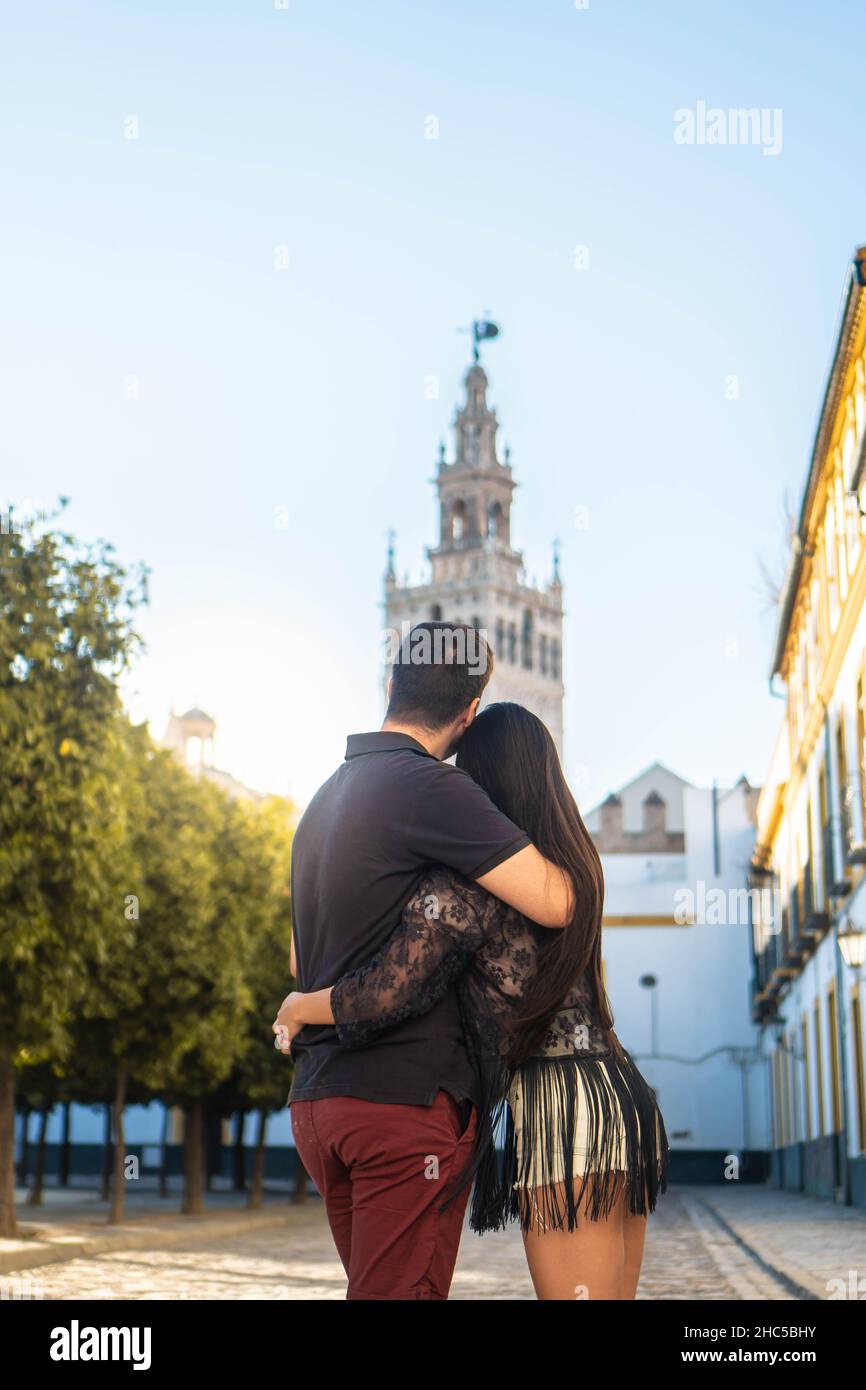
[0, 509, 297, 1221]
[0, 508, 145, 1058]
[210, 796, 296, 1118]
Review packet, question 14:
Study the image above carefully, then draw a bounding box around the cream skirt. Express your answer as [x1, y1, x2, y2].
[508, 1062, 632, 1186]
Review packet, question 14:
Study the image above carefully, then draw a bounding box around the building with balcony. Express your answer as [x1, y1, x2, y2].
[751, 246, 866, 1209]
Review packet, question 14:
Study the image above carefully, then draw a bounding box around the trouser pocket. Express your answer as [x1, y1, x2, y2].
[439, 1090, 475, 1141]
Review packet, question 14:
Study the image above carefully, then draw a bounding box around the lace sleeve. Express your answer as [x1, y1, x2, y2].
[330, 871, 497, 1050]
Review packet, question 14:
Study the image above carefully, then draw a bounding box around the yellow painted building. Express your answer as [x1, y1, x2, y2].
[753, 246, 866, 1207]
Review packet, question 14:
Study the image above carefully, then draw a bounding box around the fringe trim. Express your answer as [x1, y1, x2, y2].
[468, 1049, 669, 1234]
[504, 1049, 669, 1233]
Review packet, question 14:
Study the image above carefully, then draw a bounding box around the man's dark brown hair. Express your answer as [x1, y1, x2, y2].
[385, 621, 494, 731]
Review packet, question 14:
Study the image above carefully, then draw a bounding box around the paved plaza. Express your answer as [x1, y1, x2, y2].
[3, 1183, 865, 1301]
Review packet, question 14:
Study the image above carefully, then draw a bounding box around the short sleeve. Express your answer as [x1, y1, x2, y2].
[402, 759, 530, 879]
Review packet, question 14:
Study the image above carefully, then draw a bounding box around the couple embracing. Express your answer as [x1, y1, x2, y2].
[274, 621, 667, 1300]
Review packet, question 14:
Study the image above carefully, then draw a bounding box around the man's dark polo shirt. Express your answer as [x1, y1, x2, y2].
[288, 731, 530, 1107]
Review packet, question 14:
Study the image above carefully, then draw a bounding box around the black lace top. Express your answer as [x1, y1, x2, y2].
[330, 867, 611, 1065]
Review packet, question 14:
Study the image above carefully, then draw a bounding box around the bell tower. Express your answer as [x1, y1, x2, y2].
[429, 363, 521, 588]
[384, 339, 565, 756]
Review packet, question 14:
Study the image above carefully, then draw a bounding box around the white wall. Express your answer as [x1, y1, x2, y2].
[601, 779, 769, 1155]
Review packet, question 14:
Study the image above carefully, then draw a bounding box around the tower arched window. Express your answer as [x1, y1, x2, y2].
[508, 623, 517, 664]
[539, 633, 548, 674]
[185, 736, 203, 768]
[550, 638, 561, 680]
[430, 604, 442, 621]
[451, 500, 467, 543]
[487, 501, 505, 542]
[521, 609, 534, 670]
[495, 618, 505, 656]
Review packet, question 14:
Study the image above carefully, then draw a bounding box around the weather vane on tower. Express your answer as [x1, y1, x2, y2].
[462, 317, 501, 363]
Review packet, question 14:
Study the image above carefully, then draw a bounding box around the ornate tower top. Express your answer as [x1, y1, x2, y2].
[451, 364, 501, 471]
[163, 706, 216, 771]
[431, 361, 518, 564]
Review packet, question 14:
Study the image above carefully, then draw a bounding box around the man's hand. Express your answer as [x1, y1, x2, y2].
[272, 991, 307, 1053]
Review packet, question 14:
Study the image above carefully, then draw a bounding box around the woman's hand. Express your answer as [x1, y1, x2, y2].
[272, 991, 307, 1054]
[272, 985, 337, 1053]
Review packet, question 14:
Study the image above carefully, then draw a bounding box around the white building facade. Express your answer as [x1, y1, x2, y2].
[586, 763, 771, 1181]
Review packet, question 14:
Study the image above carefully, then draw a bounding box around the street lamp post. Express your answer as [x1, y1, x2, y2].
[829, 905, 862, 1207]
[836, 918, 866, 1205]
[640, 973, 659, 1056]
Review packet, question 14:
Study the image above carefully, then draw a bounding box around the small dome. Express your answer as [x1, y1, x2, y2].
[643, 789, 665, 805]
[177, 707, 216, 738]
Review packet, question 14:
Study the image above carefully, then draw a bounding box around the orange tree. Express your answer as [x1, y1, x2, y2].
[0, 509, 144, 1237]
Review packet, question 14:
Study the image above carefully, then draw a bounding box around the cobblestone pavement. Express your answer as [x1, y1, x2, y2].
[4, 1186, 865, 1300]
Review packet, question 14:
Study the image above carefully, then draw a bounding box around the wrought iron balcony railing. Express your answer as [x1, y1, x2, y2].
[823, 820, 836, 901]
[842, 782, 866, 866]
[793, 859, 830, 950]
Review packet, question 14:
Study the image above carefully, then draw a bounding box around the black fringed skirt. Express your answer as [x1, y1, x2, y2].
[466, 1046, 669, 1235]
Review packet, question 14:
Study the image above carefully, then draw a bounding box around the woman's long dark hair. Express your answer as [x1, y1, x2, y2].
[456, 702, 615, 1066]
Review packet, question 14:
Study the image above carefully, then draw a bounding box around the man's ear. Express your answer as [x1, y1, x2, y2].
[462, 697, 480, 728]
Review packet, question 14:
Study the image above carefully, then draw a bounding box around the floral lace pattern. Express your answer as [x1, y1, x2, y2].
[330, 868, 610, 1062]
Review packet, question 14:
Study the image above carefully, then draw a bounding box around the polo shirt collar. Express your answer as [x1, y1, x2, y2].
[345, 731, 435, 760]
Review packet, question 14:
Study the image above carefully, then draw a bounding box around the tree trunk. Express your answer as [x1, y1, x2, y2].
[99, 1102, 113, 1202]
[158, 1106, 169, 1197]
[59, 1101, 71, 1187]
[109, 1069, 127, 1225]
[182, 1100, 205, 1215]
[0, 1052, 17, 1239]
[248, 1110, 267, 1210]
[233, 1111, 246, 1191]
[204, 1108, 222, 1192]
[293, 1161, 309, 1205]
[16, 1102, 30, 1187]
[27, 1109, 48, 1207]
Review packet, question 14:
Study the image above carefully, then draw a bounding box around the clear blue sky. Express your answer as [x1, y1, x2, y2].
[3, 0, 865, 807]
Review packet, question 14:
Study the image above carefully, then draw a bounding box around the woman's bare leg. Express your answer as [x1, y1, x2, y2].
[519, 1177, 631, 1301]
[622, 1210, 648, 1299]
